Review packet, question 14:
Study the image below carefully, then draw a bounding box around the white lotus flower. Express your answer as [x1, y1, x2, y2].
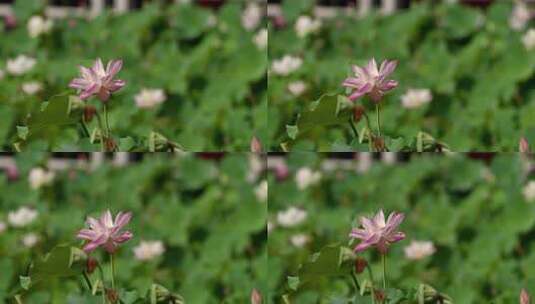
[267, 220, 275, 234]
[22, 81, 43, 95]
[22, 233, 39, 248]
[277, 207, 307, 227]
[0, 221, 6, 234]
[135, 88, 166, 109]
[401, 88, 432, 109]
[295, 167, 321, 190]
[247, 154, 264, 183]
[510, 1, 532, 31]
[28, 167, 55, 189]
[480, 167, 496, 183]
[271, 55, 303, 76]
[382, 152, 397, 165]
[8, 207, 38, 227]
[357, 153, 373, 173]
[253, 28, 268, 50]
[242, 2, 262, 31]
[295, 15, 321, 38]
[133, 240, 165, 261]
[255, 180, 268, 202]
[27, 15, 53, 38]
[522, 29, 535, 50]
[288, 81, 307, 96]
[523, 181, 535, 202]
[206, 15, 217, 28]
[404, 240, 436, 260]
[290, 233, 310, 248]
[6, 55, 36, 76]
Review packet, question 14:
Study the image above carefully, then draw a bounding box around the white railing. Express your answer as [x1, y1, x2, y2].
[267, 153, 399, 175]
[0, 0, 185, 18]
[0, 153, 131, 172]
[0, 0, 401, 19]
[267, 0, 401, 19]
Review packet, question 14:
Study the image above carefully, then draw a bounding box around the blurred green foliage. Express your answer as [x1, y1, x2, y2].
[269, 1, 535, 151]
[0, 1, 267, 151]
[268, 153, 535, 303]
[0, 153, 267, 303]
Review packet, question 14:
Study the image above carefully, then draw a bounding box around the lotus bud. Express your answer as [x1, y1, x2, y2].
[251, 289, 262, 304]
[354, 257, 368, 274]
[104, 137, 117, 152]
[86, 257, 99, 274]
[520, 137, 531, 153]
[521, 289, 531, 304]
[353, 105, 365, 123]
[106, 288, 119, 303]
[4, 14, 17, 30]
[374, 289, 386, 303]
[373, 137, 385, 152]
[251, 136, 263, 153]
[83, 105, 96, 122]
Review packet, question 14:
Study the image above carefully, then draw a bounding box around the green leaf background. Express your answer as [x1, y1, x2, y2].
[269, 1, 535, 151]
[0, 1, 267, 151]
[268, 153, 535, 303]
[0, 153, 267, 303]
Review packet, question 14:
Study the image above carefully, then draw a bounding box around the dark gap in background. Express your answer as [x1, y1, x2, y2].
[131, 0, 143, 9]
[48, 0, 88, 7]
[51, 152, 89, 160]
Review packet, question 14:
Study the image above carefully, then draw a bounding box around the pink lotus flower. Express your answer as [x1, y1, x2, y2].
[76, 210, 133, 253]
[69, 58, 126, 102]
[342, 58, 398, 103]
[349, 209, 405, 254]
[251, 289, 262, 304]
[521, 289, 531, 304]
[520, 137, 531, 153]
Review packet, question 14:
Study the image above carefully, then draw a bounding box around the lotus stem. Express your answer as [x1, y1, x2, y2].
[382, 254, 387, 290]
[348, 119, 360, 139]
[82, 271, 93, 291]
[376, 103, 381, 138]
[104, 103, 111, 138]
[350, 271, 360, 294]
[110, 253, 116, 290]
[95, 111, 105, 152]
